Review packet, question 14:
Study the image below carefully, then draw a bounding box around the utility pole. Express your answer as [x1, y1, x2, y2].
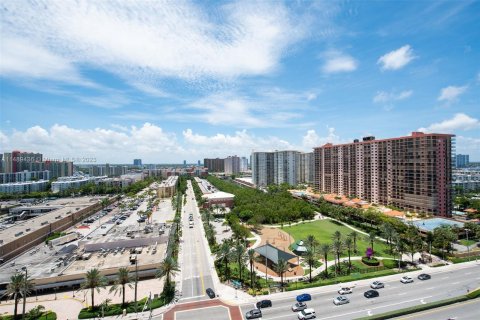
[135, 257, 138, 314]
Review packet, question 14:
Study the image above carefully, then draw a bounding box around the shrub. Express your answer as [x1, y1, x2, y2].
[362, 256, 380, 266]
[467, 287, 480, 299]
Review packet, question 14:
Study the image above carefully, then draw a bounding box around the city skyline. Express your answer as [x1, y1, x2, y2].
[1, 1, 479, 163]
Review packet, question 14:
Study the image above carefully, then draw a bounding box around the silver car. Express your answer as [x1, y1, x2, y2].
[370, 281, 385, 289]
[292, 302, 307, 311]
[333, 296, 350, 305]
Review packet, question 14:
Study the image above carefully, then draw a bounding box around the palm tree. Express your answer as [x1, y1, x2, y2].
[275, 259, 289, 291]
[332, 239, 344, 274]
[81, 268, 107, 309]
[332, 230, 342, 242]
[350, 231, 358, 254]
[216, 240, 232, 280]
[306, 235, 316, 251]
[6, 273, 24, 319]
[156, 257, 180, 290]
[344, 237, 353, 272]
[305, 248, 317, 283]
[109, 267, 134, 306]
[366, 232, 377, 254]
[247, 249, 256, 288]
[234, 243, 247, 283]
[319, 244, 331, 278]
[425, 231, 434, 263]
[381, 223, 395, 253]
[394, 237, 406, 269]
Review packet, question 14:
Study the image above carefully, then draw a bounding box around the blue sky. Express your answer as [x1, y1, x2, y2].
[0, 0, 479, 163]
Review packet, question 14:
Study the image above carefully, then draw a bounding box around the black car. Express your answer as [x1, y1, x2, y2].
[418, 273, 431, 280]
[206, 288, 216, 299]
[256, 299, 272, 308]
[364, 290, 379, 298]
[245, 309, 262, 319]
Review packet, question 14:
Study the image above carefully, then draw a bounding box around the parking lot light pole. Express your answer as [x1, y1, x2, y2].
[21, 266, 27, 320]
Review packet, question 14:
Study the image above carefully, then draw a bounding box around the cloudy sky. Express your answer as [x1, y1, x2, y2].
[1, 0, 479, 164]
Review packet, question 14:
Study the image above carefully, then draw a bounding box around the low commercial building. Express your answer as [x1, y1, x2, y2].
[202, 191, 235, 209]
[157, 176, 178, 198]
[0, 180, 49, 194]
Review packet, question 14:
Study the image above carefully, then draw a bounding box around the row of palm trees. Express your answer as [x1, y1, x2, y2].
[6, 256, 180, 319]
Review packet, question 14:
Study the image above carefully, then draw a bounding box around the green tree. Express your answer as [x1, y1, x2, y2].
[344, 237, 353, 271]
[350, 231, 358, 254]
[305, 248, 317, 283]
[216, 240, 233, 281]
[366, 232, 377, 255]
[275, 259, 289, 291]
[233, 243, 247, 283]
[26, 305, 45, 320]
[247, 249, 256, 288]
[319, 243, 331, 278]
[332, 239, 344, 274]
[6, 273, 25, 320]
[109, 267, 134, 306]
[433, 225, 457, 259]
[81, 268, 107, 309]
[156, 257, 180, 290]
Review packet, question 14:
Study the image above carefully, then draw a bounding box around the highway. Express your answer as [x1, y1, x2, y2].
[239, 263, 480, 320]
[393, 298, 480, 319]
[179, 180, 215, 302]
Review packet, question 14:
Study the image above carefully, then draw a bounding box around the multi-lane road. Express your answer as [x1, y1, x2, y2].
[179, 180, 216, 302]
[240, 263, 480, 320]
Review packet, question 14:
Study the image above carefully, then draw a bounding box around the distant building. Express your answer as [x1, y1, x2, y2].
[251, 152, 275, 187]
[456, 154, 469, 168]
[224, 156, 240, 175]
[198, 160, 201, 166]
[453, 169, 480, 192]
[314, 132, 454, 217]
[296, 152, 314, 184]
[0, 180, 49, 194]
[157, 176, 178, 198]
[183, 160, 187, 168]
[0, 170, 51, 184]
[204, 158, 225, 173]
[240, 157, 249, 172]
[133, 159, 142, 167]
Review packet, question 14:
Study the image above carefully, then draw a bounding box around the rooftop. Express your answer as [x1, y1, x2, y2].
[202, 191, 234, 200]
[411, 218, 464, 232]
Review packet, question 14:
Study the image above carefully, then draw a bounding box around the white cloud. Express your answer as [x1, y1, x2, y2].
[418, 113, 480, 133]
[322, 50, 358, 73]
[0, 1, 306, 88]
[377, 45, 416, 71]
[437, 85, 468, 102]
[302, 127, 342, 149]
[373, 90, 413, 103]
[2, 123, 182, 163]
[0, 36, 88, 85]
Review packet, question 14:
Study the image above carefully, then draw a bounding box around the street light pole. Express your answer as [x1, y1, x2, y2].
[465, 229, 470, 262]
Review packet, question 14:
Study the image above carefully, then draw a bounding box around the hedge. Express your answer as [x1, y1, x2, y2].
[362, 257, 380, 266]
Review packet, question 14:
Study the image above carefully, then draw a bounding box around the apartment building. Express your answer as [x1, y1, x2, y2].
[296, 152, 314, 184]
[252, 152, 275, 187]
[224, 156, 241, 175]
[204, 158, 225, 173]
[314, 132, 454, 216]
[456, 154, 469, 168]
[0, 170, 51, 184]
[0, 180, 49, 194]
[252, 150, 303, 187]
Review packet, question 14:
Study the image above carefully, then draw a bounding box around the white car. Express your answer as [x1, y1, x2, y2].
[338, 287, 353, 295]
[291, 302, 307, 312]
[333, 296, 350, 305]
[298, 308, 316, 320]
[400, 276, 414, 284]
[370, 281, 385, 289]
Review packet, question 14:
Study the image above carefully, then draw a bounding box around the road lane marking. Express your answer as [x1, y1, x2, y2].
[452, 281, 460, 284]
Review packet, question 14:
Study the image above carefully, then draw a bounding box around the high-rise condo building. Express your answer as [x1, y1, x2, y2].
[224, 156, 241, 175]
[252, 150, 304, 187]
[133, 159, 142, 167]
[314, 132, 454, 216]
[204, 158, 225, 172]
[456, 154, 469, 168]
[240, 157, 249, 172]
[296, 152, 315, 184]
[252, 152, 274, 187]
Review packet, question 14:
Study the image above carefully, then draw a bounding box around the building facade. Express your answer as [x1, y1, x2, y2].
[0, 170, 51, 184]
[314, 132, 454, 216]
[133, 159, 142, 167]
[456, 154, 470, 168]
[204, 158, 225, 173]
[224, 156, 241, 175]
[296, 152, 314, 184]
[273, 151, 300, 185]
[252, 152, 275, 187]
[0, 180, 49, 194]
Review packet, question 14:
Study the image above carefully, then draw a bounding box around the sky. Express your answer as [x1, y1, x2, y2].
[0, 0, 479, 164]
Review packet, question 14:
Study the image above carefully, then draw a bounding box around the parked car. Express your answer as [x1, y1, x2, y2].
[370, 281, 385, 289]
[297, 308, 316, 319]
[206, 288, 215, 299]
[137, 217, 146, 223]
[291, 302, 307, 311]
[333, 296, 350, 305]
[400, 276, 414, 284]
[256, 299, 272, 308]
[418, 273, 431, 280]
[338, 287, 353, 295]
[364, 290, 379, 299]
[296, 293, 312, 302]
[245, 309, 262, 319]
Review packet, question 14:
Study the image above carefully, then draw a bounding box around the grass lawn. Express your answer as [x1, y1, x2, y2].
[283, 220, 393, 258]
[459, 239, 477, 246]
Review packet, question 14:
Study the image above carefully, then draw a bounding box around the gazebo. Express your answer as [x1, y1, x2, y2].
[254, 243, 298, 271]
[292, 240, 308, 255]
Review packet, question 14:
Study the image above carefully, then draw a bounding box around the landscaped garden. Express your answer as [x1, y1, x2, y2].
[283, 219, 393, 258]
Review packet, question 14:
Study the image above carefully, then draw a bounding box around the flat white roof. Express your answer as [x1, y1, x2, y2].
[202, 191, 234, 200]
